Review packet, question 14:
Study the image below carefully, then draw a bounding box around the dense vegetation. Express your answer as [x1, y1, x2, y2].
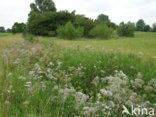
[0, 32, 156, 116]
[0, 0, 156, 116]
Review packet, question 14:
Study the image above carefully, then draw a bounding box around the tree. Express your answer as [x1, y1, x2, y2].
[96, 14, 110, 22]
[152, 23, 156, 32]
[30, 0, 56, 13]
[89, 23, 113, 39]
[117, 22, 135, 37]
[0, 26, 5, 33]
[6, 28, 12, 33]
[136, 19, 145, 31]
[57, 21, 84, 40]
[12, 22, 26, 34]
[27, 11, 75, 36]
[144, 25, 151, 32]
[73, 15, 95, 37]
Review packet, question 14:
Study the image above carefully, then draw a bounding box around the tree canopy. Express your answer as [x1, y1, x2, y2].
[136, 19, 146, 31]
[12, 22, 26, 34]
[96, 14, 110, 22]
[30, 0, 56, 13]
[0, 26, 5, 33]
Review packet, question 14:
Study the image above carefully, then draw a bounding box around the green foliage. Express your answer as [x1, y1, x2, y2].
[0, 26, 5, 33]
[24, 34, 38, 43]
[144, 25, 151, 32]
[105, 21, 117, 29]
[89, 23, 113, 39]
[73, 15, 95, 37]
[117, 22, 135, 37]
[30, 0, 56, 13]
[136, 19, 145, 31]
[96, 14, 110, 22]
[152, 23, 156, 32]
[27, 11, 75, 36]
[57, 21, 84, 40]
[6, 28, 12, 33]
[12, 22, 26, 34]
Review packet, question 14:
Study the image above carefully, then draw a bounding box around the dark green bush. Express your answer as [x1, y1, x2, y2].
[27, 11, 75, 36]
[73, 15, 95, 37]
[57, 21, 84, 40]
[117, 22, 135, 37]
[89, 23, 114, 39]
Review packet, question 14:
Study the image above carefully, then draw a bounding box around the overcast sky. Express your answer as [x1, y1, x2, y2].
[0, 0, 156, 28]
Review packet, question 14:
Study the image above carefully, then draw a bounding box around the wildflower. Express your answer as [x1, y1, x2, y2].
[91, 76, 100, 86]
[133, 78, 145, 88]
[4, 100, 10, 105]
[23, 101, 30, 106]
[75, 92, 89, 104]
[59, 88, 75, 95]
[29, 71, 35, 76]
[25, 82, 32, 88]
[100, 89, 112, 97]
[137, 72, 143, 79]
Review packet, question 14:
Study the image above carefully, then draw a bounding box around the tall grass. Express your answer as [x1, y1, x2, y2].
[0, 32, 156, 116]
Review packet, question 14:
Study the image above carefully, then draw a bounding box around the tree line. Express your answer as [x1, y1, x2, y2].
[1, 0, 156, 39]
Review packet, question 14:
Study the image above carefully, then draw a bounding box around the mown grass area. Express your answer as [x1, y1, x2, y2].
[0, 32, 156, 116]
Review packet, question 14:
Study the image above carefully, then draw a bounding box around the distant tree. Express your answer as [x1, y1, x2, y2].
[73, 15, 95, 37]
[30, 0, 56, 13]
[152, 23, 156, 32]
[12, 22, 26, 34]
[117, 22, 135, 37]
[6, 28, 12, 33]
[96, 14, 110, 22]
[105, 22, 117, 29]
[0, 26, 5, 33]
[136, 19, 145, 31]
[144, 25, 151, 32]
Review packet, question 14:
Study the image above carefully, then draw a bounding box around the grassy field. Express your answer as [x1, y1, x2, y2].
[50, 32, 156, 58]
[0, 32, 156, 116]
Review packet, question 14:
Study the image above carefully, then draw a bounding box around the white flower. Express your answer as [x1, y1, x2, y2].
[75, 92, 89, 104]
[100, 89, 112, 97]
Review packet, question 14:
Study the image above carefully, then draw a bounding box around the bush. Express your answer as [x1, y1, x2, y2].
[24, 34, 38, 43]
[73, 15, 95, 37]
[89, 23, 113, 39]
[57, 21, 84, 40]
[117, 22, 135, 37]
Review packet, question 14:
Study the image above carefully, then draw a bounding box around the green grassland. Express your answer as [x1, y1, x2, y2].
[0, 32, 156, 116]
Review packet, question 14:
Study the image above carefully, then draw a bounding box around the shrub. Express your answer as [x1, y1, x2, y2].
[117, 22, 135, 37]
[73, 15, 95, 37]
[89, 23, 114, 39]
[24, 34, 38, 43]
[57, 21, 84, 40]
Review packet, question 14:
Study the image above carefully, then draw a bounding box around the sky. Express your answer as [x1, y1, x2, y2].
[0, 0, 156, 28]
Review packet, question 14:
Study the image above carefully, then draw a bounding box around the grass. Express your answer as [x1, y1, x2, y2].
[45, 32, 156, 58]
[0, 33, 12, 37]
[0, 32, 156, 116]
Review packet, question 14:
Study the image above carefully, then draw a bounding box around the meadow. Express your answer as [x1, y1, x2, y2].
[0, 32, 156, 116]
